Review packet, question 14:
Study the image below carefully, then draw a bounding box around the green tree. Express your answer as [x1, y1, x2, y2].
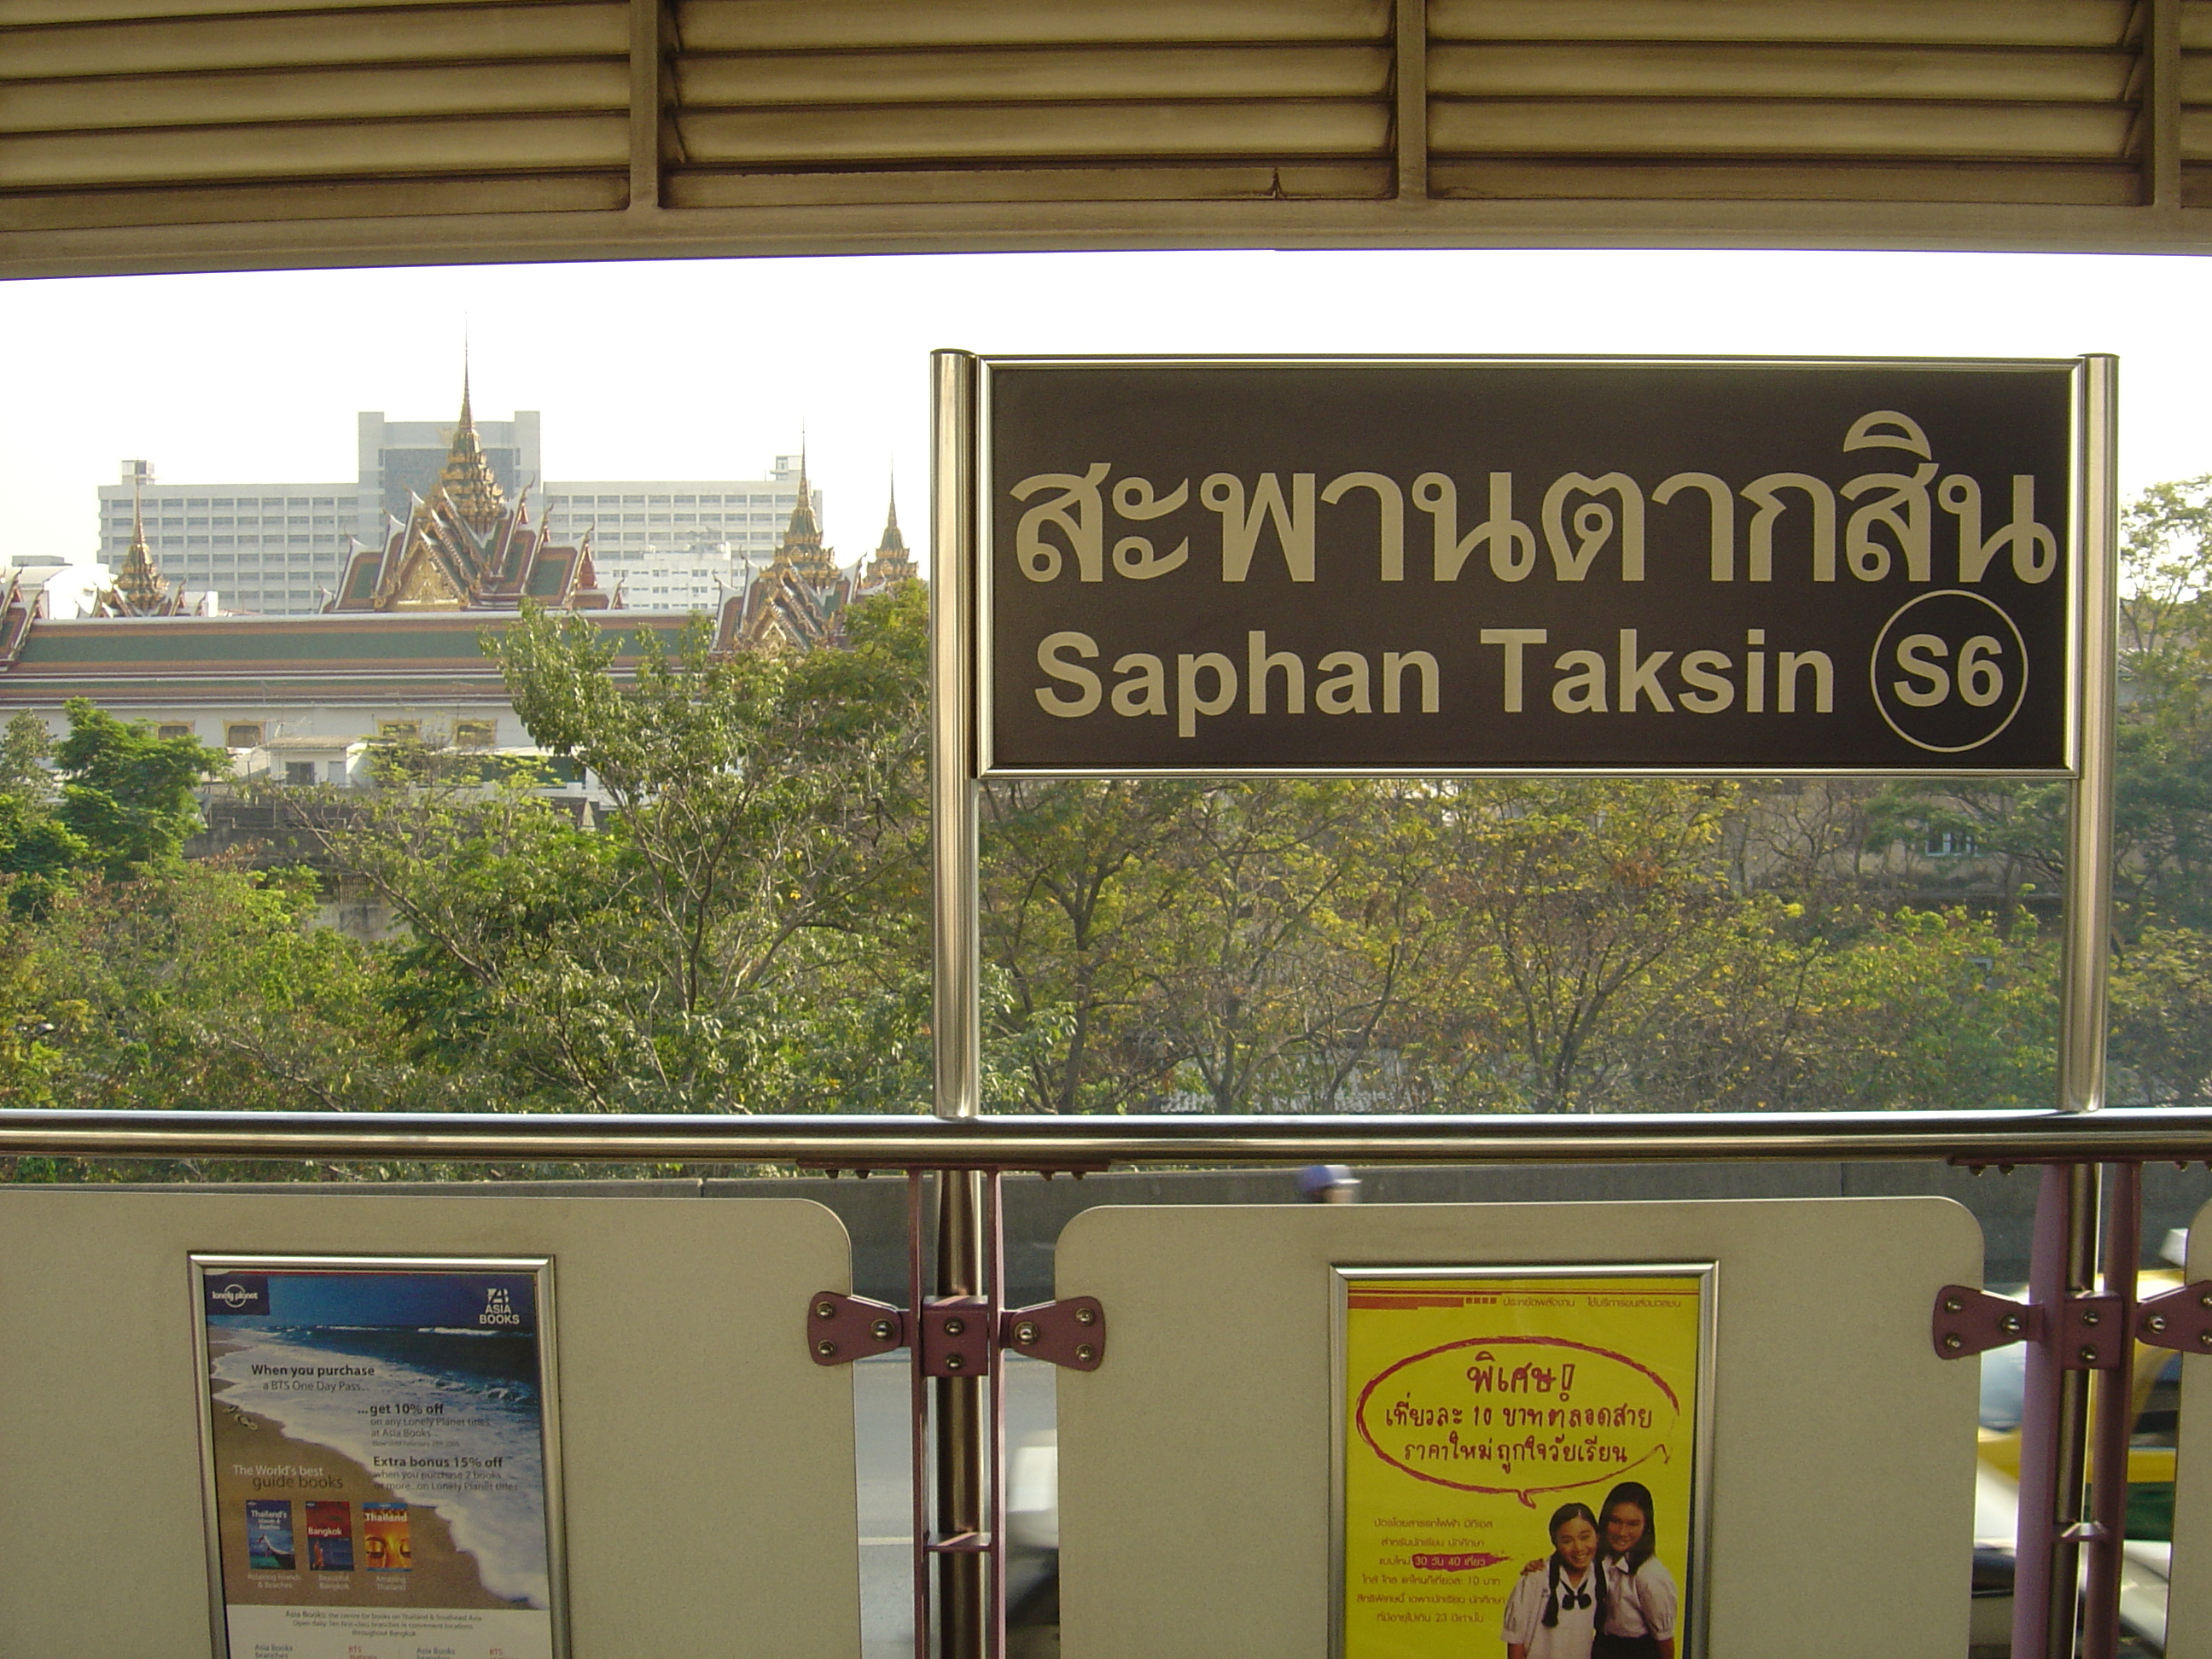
[309, 590, 934, 1113]
[51, 698, 226, 880]
[1132, 781, 1390, 1113]
[0, 715, 88, 911]
[981, 777, 1196, 1113]
[1390, 779, 1750, 1113]
[12, 861, 417, 1116]
[2112, 924, 2212, 1103]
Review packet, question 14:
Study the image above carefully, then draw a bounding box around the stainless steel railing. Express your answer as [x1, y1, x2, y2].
[3, 1104, 2209, 1167]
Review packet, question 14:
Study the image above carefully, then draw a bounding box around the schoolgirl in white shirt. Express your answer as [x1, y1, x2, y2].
[1592, 1481, 1677, 1659]
[1501, 1501, 1603, 1659]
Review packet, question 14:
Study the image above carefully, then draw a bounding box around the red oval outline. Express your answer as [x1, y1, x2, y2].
[1354, 1334, 1681, 1501]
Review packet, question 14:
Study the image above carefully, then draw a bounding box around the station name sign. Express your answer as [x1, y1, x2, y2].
[977, 358, 2081, 776]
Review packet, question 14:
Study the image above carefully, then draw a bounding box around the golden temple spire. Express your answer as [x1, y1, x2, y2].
[128, 467, 148, 562]
[434, 364, 506, 533]
[775, 448, 837, 585]
[786, 442, 817, 535]
[96, 463, 178, 616]
[866, 472, 915, 585]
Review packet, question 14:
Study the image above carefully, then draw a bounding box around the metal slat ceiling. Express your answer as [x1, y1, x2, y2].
[2, 1, 630, 231]
[1, 0, 2209, 278]
[1428, 0, 2153, 207]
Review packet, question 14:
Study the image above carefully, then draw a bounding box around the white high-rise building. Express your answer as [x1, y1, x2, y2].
[96, 461, 364, 615]
[96, 409, 821, 616]
[538, 456, 816, 610]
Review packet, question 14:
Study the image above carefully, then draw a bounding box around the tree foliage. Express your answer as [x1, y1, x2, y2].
[289, 590, 933, 1113]
[53, 697, 228, 880]
[32, 467, 2212, 1146]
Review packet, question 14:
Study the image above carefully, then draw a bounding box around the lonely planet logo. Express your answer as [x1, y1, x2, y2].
[205, 1275, 268, 1315]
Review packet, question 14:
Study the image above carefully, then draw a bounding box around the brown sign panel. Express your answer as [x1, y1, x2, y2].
[980, 358, 2079, 776]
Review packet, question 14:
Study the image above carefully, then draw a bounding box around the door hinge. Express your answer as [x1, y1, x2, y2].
[2135, 1279, 2212, 1353]
[1931, 1284, 2125, 1369]
[807, 1289, 1106, 1372]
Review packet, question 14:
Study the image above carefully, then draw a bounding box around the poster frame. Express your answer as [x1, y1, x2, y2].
[963, 352, 2091, 782]
[1328, 1261, 1720, 1659]
[188, 1252, 572, 1659]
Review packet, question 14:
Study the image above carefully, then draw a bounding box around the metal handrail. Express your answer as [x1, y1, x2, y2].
[4, 1105, 2212, 1166]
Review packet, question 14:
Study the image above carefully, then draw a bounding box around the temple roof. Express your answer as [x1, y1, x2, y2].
[866, 480, 915, 585]
[329, 375, 607, 614]
[772, 458, 839, 588]
[0, 608, 691, 710]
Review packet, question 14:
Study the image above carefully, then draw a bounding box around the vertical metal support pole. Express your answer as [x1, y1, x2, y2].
[931, 350, 983, 1123]
[2061, 352, 2120, 1120]
[935, 1171, 985, 1658]
[984, 1170, 1009, 1659]
[2082, 1162, 2144, 1659]
[2015, 1164, 2101, 1659]
[908, 1171, 931, 1659]
[2012, 354, 2120, 1659]
[928, 348, 992, 1656]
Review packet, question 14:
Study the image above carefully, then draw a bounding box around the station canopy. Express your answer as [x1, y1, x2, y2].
[3, 0, 2209, 278]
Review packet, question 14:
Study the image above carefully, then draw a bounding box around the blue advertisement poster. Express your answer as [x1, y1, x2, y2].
[195, 1257, 566, 1659]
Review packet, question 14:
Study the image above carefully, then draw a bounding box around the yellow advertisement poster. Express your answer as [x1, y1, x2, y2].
[1340, 1269, 1708, 1659]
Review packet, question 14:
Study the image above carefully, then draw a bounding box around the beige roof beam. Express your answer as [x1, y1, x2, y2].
[2150, 0, 2185, 203]
[676, 0, 1393, 52]
[8, 0, 2212, 276]
[1, 5, 623, 78]
[1395, 0, 1426, 197]
[1429, 1, 2137, 49]
[631, 0, 666, 209]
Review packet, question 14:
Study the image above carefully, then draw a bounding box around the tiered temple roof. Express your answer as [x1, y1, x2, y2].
[328, 378, 609, 614]
[866, 484, 916, 586]
[721, 470, 912, 651]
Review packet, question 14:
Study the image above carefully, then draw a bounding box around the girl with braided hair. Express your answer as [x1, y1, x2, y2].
[1501, 1501, 1603, 1659]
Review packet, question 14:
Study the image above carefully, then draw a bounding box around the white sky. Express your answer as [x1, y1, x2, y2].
[3, 247, 2209, 570]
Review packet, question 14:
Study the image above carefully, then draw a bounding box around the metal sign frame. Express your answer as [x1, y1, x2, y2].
[930, 348, 2117, 1126]
[959, 353, 2090, 781]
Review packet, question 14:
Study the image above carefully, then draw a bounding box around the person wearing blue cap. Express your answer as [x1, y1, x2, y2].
[1296, 1165, 1360, 1202]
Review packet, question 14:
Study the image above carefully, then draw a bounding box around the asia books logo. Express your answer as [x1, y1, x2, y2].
[206, 1274, 269, 1315]
[479, 1285, 523, 1328]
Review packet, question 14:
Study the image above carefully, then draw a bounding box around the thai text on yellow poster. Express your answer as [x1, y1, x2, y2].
[1342, 1272, 1705, 1659]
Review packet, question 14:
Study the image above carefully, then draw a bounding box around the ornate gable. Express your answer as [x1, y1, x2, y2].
[391, 541, 466, 608]
[328, 376, 603, 616]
